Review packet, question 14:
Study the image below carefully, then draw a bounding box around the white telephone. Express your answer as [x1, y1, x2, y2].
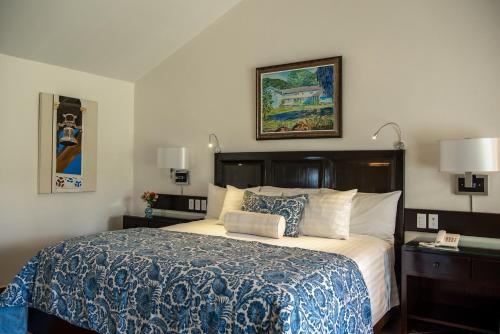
[419, 230, 460, 249]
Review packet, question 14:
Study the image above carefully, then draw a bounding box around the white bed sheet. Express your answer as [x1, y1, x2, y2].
[162, 219, 399, 325]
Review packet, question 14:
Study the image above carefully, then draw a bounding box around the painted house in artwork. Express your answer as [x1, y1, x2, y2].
[267, 86, 327, 107]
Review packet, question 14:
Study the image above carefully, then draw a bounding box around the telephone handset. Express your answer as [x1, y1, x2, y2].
[419, 230, 460, 250]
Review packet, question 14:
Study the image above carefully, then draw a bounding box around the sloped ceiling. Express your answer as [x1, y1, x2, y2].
[0, 0, 241, 81]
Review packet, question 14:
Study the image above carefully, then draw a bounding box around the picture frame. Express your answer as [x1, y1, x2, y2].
[38, 93, 97, 193]
[256, 56, 342, 140]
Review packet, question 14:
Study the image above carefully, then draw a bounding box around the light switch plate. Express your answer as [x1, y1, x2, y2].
[428, 214, 439, 229]
[417, 213, 427, 229]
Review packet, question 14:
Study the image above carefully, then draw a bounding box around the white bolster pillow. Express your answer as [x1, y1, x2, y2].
[223, 210, 286, 239]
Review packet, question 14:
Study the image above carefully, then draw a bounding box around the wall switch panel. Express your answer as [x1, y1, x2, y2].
[417, 213, 427, 229]
[428, 214, 439, 229]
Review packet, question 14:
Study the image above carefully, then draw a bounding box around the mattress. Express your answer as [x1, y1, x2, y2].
[164, 219, 399, 325]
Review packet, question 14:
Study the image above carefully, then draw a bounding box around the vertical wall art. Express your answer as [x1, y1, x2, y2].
[38, 93, 97, 193]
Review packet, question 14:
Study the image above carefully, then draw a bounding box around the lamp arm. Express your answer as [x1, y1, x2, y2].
[208, 133, 221, 153]
[390, 123, 402, 141]
[372, 122, 405, 149]
[373, 122, 400, 140]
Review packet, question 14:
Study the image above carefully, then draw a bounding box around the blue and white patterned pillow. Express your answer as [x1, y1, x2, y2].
[241, 191, 308, 237]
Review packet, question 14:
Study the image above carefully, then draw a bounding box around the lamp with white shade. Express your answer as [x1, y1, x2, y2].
[157, 147, 190, 189]
[440, 138, 498, 196]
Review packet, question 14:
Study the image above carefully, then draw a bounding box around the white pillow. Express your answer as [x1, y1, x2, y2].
[300, 189, 358, 239]
[350, 191, 402, 243]
[223, 210, 286, 239]
[282, 188, 321, 196]
[259, 186, 325, 196]
[205, 183, 227, 219]
[218, 185, 259, 222]
[258, 186, 284, 196]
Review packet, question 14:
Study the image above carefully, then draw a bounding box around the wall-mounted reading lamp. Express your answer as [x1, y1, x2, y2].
[208, 133, 221, 153]
[157, 147, 190, 193]
[372, 122, 405, 150]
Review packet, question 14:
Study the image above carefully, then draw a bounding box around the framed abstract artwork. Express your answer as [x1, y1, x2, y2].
[38, 93, 97, 193]
[256, 56, 342, 140]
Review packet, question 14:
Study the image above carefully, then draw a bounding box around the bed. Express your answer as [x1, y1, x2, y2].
[0, 149, 405, 333]
[164, 219, 399, 326]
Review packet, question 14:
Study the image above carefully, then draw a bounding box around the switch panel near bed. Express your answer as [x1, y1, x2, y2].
[405, 208, 500, 238]
[153, 194, 208, 213]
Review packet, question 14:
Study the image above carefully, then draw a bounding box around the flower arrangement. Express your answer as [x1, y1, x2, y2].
[141, 191, 159, 206]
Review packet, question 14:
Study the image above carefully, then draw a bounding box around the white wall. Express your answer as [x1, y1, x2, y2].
[134, 0, 500, 218]
[0, 54, 135, 285]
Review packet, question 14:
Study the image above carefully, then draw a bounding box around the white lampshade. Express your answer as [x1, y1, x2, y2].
[157, 147, 189, 169]
[440, 138, 498, 173]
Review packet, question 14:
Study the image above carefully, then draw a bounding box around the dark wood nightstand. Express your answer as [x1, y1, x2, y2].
[123, 215, 204, 229]
[124, 193, 207, 229]
[401, 240, 500, 334]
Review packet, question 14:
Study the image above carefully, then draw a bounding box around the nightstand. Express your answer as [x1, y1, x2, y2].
[401, 240, 500, 334]
[123, 214, 204, 229]
[124, 193, 207, 229]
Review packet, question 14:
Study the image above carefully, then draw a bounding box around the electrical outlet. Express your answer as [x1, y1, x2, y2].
[428, 214, 439, 229]
[417, 213, 427, 229]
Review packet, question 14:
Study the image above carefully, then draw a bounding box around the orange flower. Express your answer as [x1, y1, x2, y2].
[141, 191, 159, 205]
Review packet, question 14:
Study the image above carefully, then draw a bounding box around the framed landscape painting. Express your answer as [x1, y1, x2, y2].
[256, 56, 342, 140]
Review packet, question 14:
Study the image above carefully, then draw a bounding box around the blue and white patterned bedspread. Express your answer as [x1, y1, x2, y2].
[0, 228, 373, 333]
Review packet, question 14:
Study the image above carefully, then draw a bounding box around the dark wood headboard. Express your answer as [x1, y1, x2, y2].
[214, 150, 405, 281]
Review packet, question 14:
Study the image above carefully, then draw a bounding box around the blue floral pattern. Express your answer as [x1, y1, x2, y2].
[0, 228, 372, 333]
[242, 190, 308, 237]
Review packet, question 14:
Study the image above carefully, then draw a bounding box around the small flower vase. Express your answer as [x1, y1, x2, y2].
[144, 204, 153, 220]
